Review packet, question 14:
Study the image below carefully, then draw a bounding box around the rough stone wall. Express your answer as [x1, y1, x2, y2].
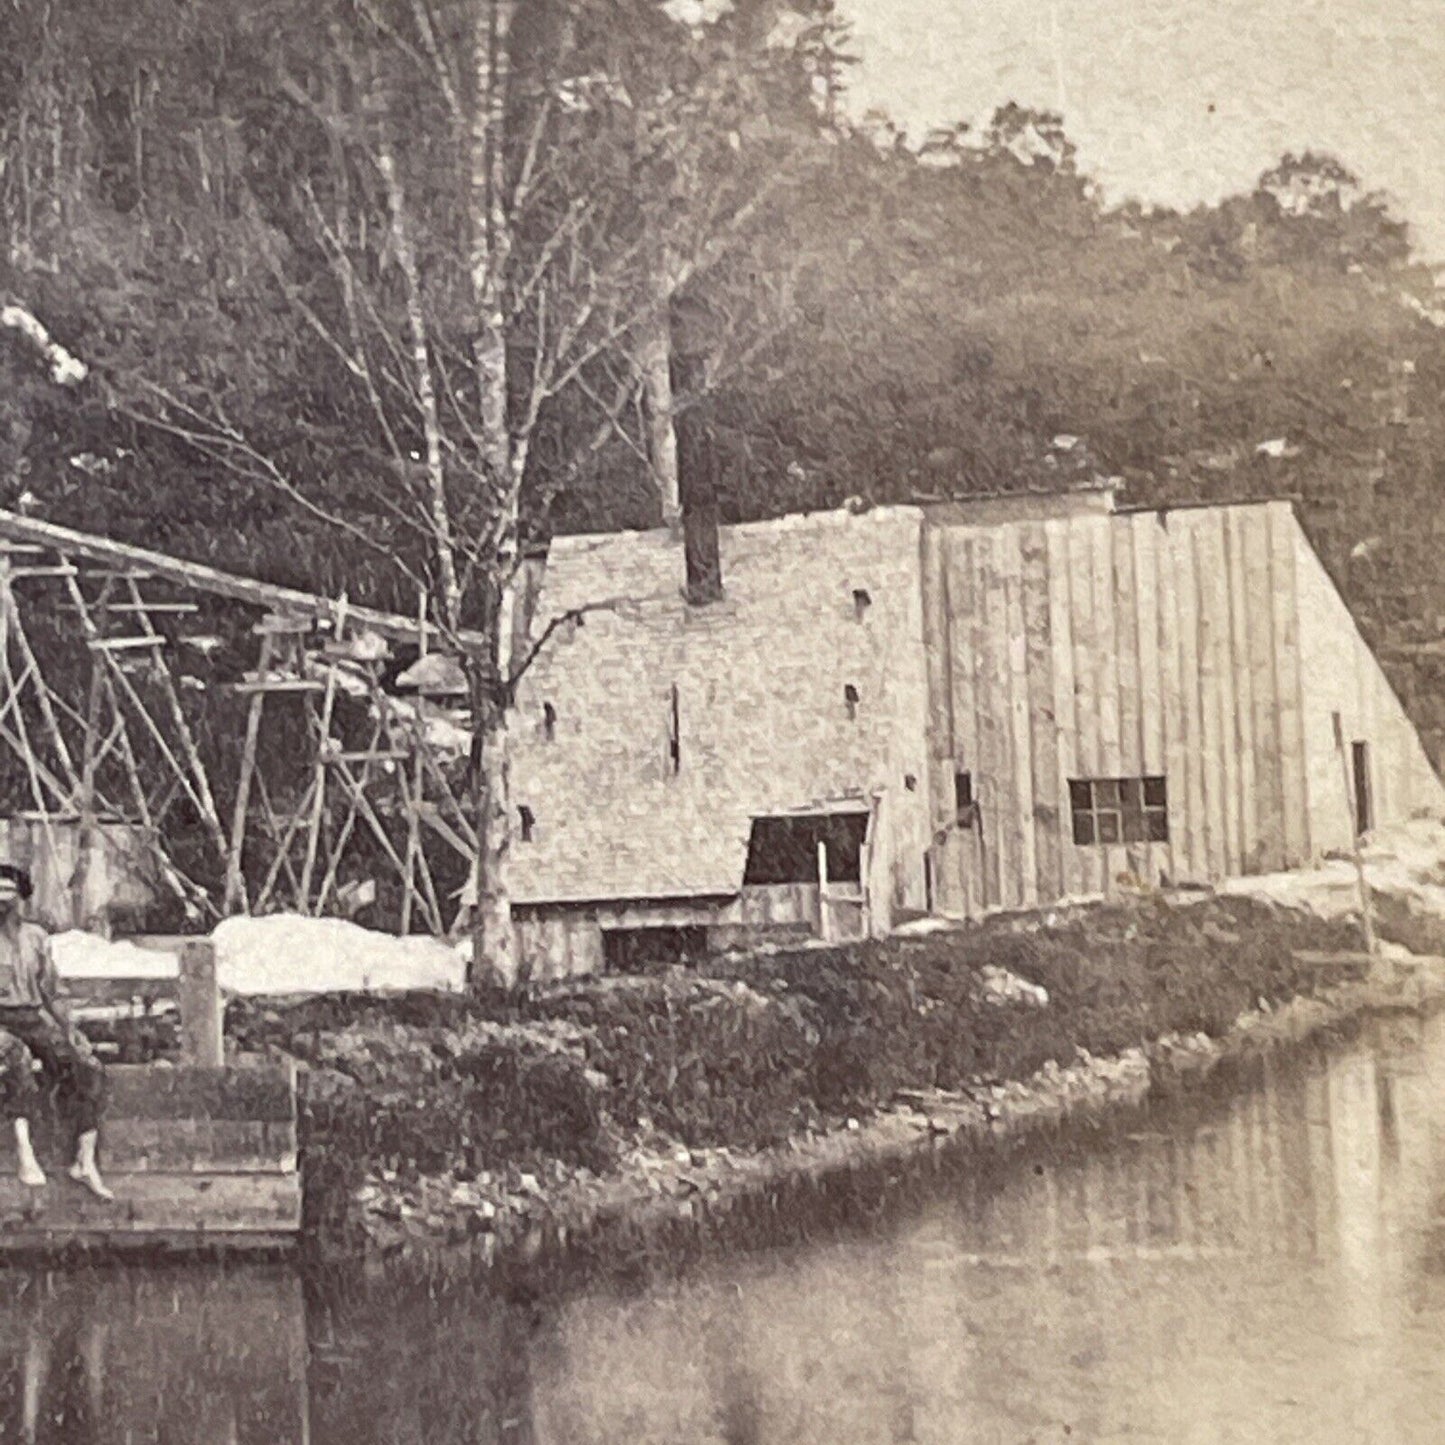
[510, 508, 934, 911]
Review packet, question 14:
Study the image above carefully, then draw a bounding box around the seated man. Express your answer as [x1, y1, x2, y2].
[0, 864, 111, 1199]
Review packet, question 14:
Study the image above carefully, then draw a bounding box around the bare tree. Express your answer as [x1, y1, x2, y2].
[62, 0, 807, 985]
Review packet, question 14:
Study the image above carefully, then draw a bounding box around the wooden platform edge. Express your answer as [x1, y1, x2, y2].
[0, 1168, 302, 1257]
[0, 1230, 299, 1260]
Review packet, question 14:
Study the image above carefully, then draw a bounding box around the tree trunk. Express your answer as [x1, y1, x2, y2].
[639, 301, 682, 535]
[467, 663, 516, 991]
[466, 0, 519, 993]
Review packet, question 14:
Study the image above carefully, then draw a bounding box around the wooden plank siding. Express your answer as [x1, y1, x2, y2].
[951, 536, 984, 916]
[508, 498, 1445, 976]
[1113, 513, 1142, 883]
[1287, 506, 1445, 854]
[1269, 503, 1312, 865]
[974, 533, 1008, 909]
[1242, 510, 1284, 869]
[1091, 516, 1125, 888]
[1155, 513, 1188, 885]
[1045, 520, 1083, 901]
[1067, 517, 1105, 897]
[1021, 525, 1062, 902]
[1002, 534, 1037, 909]
[919, 502, 1421, 915]
[920, 522, 955, 913]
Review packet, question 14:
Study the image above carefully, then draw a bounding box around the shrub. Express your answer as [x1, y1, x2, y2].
[521, 974, 820, 1147]
[247, 891, 1360, 1198]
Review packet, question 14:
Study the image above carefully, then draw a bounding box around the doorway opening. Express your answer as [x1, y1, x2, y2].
[1350, 740, 1373, 837]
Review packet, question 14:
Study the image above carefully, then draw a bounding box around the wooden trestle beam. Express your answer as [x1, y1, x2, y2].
[0, 508, 481, 646]
[0, 520, 478, 934]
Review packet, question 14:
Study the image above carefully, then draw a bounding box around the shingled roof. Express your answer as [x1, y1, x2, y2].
[508, 507, 931, 905]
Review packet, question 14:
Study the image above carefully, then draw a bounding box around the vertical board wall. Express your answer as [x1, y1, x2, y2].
[923, 501, 1442, 914]
[1291, 516, 1445, 854]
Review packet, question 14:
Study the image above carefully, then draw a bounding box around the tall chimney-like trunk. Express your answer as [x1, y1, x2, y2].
[639, 303, 682, 536]
[682, 470, 723, 605]
[673, 346, 723, 605]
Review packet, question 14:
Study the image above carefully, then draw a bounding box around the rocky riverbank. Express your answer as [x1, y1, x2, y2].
[215, 851, 1445, 1273]
[339, 948, 1445, 1273]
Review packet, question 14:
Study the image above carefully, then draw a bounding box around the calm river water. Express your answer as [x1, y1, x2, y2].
[3, 1010, 1445, 1443]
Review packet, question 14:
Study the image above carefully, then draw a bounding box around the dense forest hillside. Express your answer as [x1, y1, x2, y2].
[3, 2, 1444, 764]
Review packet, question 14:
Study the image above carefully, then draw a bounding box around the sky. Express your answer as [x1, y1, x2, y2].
[838, 0, 1445, 261]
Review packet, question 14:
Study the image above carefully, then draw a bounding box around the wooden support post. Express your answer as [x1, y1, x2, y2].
[74, 579, 111, 933]
[817, 838, 831, 943]
[399, 592, 428, 935]
[400, 638, 425, 934]
[1333, 711, 1377, 958]
[861, 794, 878, 938]
[225, 633, 273, 912]
[0, 563, 66, 884]
[65, 569, 228, 858]
[178, 940, 223, 1067]
[122, 575, 227, 860]
[298, 598, 346, 912]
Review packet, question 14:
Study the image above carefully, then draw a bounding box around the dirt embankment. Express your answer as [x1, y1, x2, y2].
[218, 839, 1445, 1269]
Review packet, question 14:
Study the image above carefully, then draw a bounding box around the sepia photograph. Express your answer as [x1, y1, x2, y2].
[1, 0, 1444, 1438]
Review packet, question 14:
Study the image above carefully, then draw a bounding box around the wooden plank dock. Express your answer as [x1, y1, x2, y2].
[0, 1061, 301, 1255]
[0, 940, 302, 1256]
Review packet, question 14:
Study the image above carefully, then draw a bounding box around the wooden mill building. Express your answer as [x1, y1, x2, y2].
[508, 485, 1445, 974]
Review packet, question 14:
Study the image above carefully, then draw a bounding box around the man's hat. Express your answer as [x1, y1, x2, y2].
[0, 864, 34, 900]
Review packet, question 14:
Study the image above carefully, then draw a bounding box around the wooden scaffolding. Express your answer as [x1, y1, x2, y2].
[0, 509, 479, 934]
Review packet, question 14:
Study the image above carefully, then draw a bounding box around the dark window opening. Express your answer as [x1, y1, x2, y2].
[743, 812, 868, 885]
[904, 773, 918, 791]
[1351, 740, 1373, 836]
[542, 701, 557, 741]
[668, 682, 680, 774]
[954, 769, 976, 826]
[844, 683, 860, 720]
[603, 925, 709, 974]
[517, 804, 535, 842]
[1069, 776, 1168, 845]
[852, 588, 872, 619]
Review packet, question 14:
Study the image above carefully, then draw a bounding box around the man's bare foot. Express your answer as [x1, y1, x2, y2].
[17, 1160, 46, 1188]
[67, 1163, 113, 1201]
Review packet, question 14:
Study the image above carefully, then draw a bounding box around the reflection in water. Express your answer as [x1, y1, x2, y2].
[525, 1010, 1445, 1445]
[1, 1014, 1445, 1442]
[0, 1268, 307, 1443]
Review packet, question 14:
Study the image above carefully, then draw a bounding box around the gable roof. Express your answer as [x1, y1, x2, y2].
[508, 507, 929, 905]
